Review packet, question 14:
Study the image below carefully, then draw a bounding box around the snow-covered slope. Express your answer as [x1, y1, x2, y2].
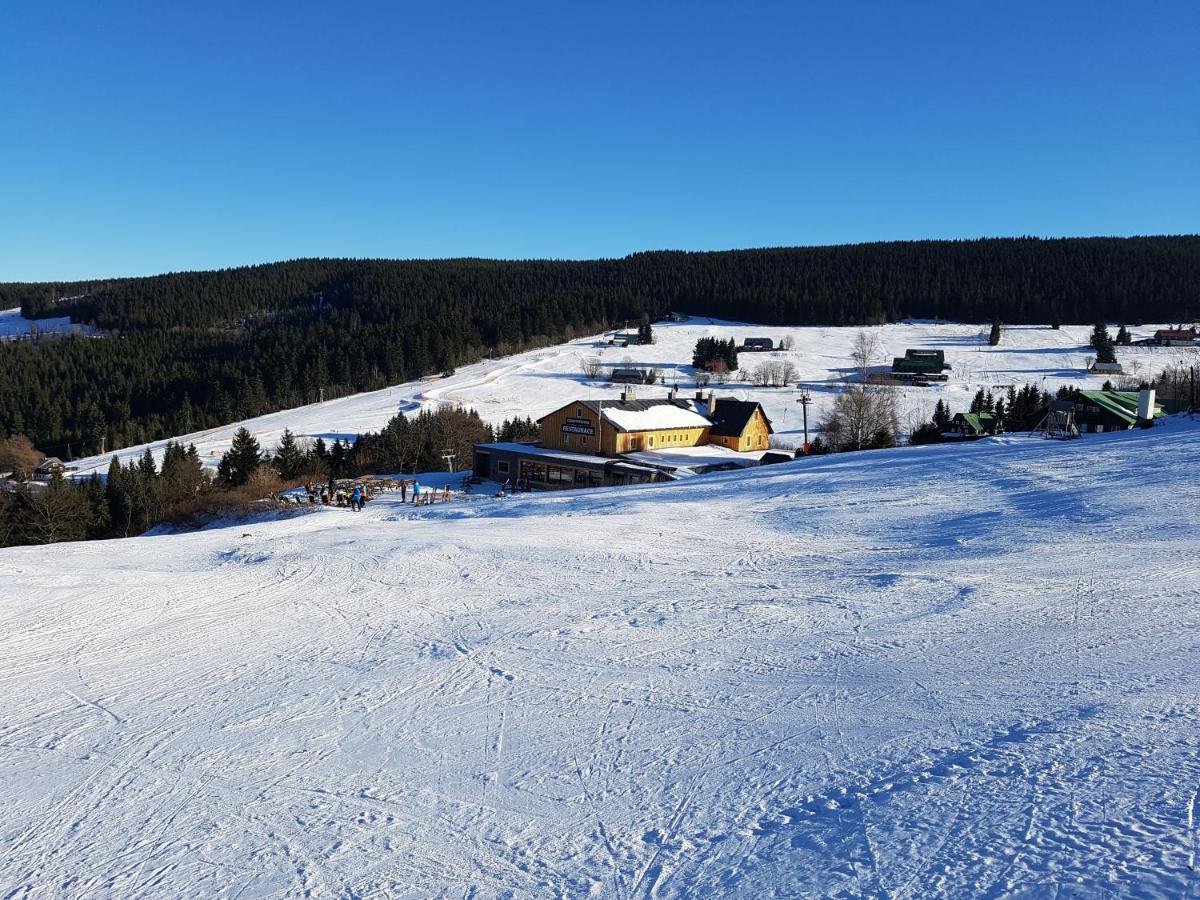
[3, 421, 1199, 897]
[62, 319, 1199, 478]
[0, 307, 92, 341]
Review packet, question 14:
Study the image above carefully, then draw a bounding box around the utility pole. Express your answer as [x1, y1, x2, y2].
[796, 390, 813, 453]
[440, 449, 456, 473]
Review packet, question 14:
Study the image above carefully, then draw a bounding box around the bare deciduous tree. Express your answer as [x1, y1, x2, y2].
[581, 357, 603, 379]
[0, 435, 44, 480]
[751, 360, 798, 387]
[779, 334, 795, 351]
[851, 330, 884, 378]
[817, 384, 899, 451]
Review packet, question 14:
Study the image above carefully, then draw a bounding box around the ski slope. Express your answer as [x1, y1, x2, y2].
[3, 420, 1199, 897]
[61, 319, 1199, 478]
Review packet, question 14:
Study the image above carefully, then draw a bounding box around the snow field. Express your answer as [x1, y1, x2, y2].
[2, 419, 1199, 896]
[59, 318, 1200, 479]
[0, 308, 92, 341]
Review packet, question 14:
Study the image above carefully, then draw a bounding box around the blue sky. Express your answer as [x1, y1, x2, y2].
[1, 1, 1197, 281]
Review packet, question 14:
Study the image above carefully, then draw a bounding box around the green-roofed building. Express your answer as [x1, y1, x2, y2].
[1071, 389, 1164, 433]
[951, 411, 999, 438]
[892, 348, 949, 375]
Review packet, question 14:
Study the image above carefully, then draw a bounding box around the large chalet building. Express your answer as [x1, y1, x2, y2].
[473, 391, 775, 490]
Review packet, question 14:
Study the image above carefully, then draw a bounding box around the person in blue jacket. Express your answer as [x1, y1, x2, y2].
[350, 485, 363, 512]
[412, 481, 421, 504]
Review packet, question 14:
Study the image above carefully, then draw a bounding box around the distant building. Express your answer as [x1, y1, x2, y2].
[609, 368, 654, 384]
[1152, 327, 1196, 346]
[950, 412, 999, 438]
[32, 458, 65, 482]
[892, 349, 950, 376]
[1088, 361, 1124, 375]
[608, 332, 640, 347]
[741, 337, 774, 351]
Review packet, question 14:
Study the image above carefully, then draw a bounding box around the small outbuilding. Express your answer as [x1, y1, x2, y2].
[1089, 361, 1124, 375]
[609, 368, 654, 385]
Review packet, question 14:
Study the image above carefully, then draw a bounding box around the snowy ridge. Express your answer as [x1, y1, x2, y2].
[3, 421, 1199, 896]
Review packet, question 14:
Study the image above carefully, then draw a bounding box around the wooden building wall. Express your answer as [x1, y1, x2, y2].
[709, 408, 772, 451]
[539, 403, 605, 454]
[539, 402, 710, 456]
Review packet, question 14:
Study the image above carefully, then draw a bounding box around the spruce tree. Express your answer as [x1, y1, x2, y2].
[273, 428, 305, 481]
[217, 427, 262, 487]
[637, 314, 653, 345]
[989, 318, 1002, 346]
[83, 474, 111, 538]
[932, 399, 951, 431]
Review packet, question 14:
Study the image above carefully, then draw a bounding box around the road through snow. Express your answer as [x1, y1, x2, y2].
[3, 422, 1200, 897]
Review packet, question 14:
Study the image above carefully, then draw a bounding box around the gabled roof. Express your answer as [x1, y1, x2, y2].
[1077, 390, 1164, 424]
[1154, 328, 1196, 340]
[953, 412, 997, 435]
[707, 400, 774, 437]
[538, 399, 711, 433]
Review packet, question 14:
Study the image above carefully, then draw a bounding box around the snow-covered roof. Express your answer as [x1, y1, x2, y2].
[597, 402, 711, 433]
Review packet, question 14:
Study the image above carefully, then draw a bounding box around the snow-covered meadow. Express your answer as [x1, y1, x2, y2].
[60, 318, 1199, 478]
[3, 419, 1199, 897]
[0, 307, 92, 342]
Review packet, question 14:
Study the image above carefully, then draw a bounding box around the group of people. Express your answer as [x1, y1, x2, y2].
[295, 478, 453, 509]
[303, 482, 370, 510]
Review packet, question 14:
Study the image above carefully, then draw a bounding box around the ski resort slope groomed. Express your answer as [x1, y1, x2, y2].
[3, 420, 1200, 898]
[54, 317, 1200, 478]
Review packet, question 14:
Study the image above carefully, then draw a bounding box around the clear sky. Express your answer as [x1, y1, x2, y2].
[1, 1, 1197, 281]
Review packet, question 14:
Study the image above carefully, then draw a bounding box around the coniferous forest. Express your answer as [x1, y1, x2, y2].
[2, 236, 1199, 456]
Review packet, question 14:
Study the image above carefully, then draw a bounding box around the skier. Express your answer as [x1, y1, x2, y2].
[399, 480, 407, 502]
[351, 485, 363, 512]
[412, 480, 421, 504]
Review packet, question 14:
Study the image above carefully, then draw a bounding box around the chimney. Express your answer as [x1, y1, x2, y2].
[1137, 388, 1156, 422]
[621, 388, 635, 402]
[708, 393, 718, 417]
[667, 387, 677, 401]
[695, 390, 705, 402]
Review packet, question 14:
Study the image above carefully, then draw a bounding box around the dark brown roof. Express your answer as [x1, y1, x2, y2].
[707, 400, 773, 437]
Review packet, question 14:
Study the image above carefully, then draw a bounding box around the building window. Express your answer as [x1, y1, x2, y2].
[582, 435, 588, 445]
[497, 460, 510, 474]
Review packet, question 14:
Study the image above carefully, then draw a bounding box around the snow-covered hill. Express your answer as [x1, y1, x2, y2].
[61, 318, 1199, 478]
[3, 420, 1199, 897]
[0, 307, 93, 341]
